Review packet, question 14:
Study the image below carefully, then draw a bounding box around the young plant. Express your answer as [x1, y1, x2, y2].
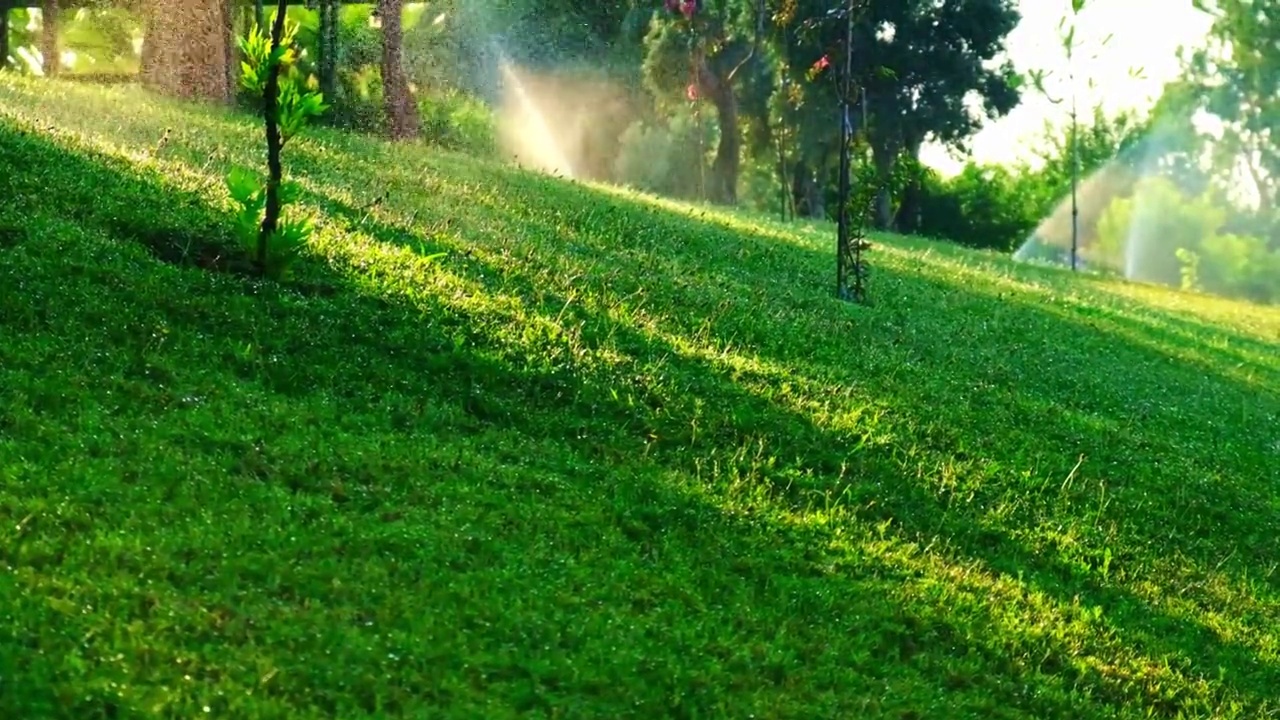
[230, 9, 328, 279]
[800, 0, 884, 304]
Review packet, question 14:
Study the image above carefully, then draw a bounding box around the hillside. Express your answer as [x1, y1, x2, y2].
[1, 75, 1278, 719]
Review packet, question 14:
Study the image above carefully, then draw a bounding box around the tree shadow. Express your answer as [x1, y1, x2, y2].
[298, 187, 1280, 712]
[295, 164, 1279, 583]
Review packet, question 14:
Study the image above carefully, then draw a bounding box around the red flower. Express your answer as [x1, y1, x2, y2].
[814, 55, 830, 71]
[680, 0, 696, 19]
[686, 83, 699, 101]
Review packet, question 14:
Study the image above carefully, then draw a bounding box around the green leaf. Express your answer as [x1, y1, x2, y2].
[226, 166, 263, 204]
[1071, 0, 1085, 13]
[279, 180, 303, 205]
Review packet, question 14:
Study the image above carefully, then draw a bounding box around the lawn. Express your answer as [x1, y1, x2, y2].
[1, 74, 1278, 719]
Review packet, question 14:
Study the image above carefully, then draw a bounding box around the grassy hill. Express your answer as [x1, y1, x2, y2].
[1, 74, 1278, 719]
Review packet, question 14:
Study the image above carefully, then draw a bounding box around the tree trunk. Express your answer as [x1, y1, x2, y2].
[894, 139, 924, 233]
[790, 159, 826, 219]
[318, 0, 339, 102]
[1, 10, 10, 72]
[41, 0, 58, 76]
[379, 0, 418, 140]
[257, 0, 288, 268]
[696, 55, 739, 205]
[871, 141, 897, 230]
[140, 0, 233, 102]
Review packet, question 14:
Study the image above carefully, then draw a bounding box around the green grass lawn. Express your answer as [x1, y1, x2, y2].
[1, 74, 1278, 719]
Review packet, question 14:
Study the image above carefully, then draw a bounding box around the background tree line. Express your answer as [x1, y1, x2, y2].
[2, 0, 1278, 304]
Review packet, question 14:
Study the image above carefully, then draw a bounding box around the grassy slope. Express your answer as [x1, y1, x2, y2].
[1, 75, 1278, 719]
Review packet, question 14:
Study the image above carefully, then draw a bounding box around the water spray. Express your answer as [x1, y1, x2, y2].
[490, 39, 576, 179]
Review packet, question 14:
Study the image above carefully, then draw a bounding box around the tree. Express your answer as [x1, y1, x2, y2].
[377, 0, 418, 140]
[1181, 0, 1280, 242]
[139, 0, 234, 101]
[231, 3, 327, 277]
[860, 0, 1021, 229]
[642, 0, 770, 205]
[768, 0, 1020, 226]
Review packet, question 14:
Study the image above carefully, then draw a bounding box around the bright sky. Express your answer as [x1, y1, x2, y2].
[918, 0, 1214, 176]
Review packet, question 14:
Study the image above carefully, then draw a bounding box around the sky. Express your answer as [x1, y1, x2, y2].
[918, 0, 1215, 176]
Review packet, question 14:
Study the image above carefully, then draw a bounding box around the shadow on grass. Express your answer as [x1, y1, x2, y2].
[4, 119, 1278, 717]
[308, 171, 1279, 572]
[302, 187, 1280, 711]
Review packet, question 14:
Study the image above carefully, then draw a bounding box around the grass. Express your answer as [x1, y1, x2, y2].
[1, 74, 1278, 719]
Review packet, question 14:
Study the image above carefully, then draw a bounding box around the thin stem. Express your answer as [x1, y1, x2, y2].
[257, 1, 289, 271]
[1070, 72, 1079, 272]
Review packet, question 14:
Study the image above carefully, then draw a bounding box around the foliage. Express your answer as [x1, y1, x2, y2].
[3, 6, 141, 76]
[914, 163, 1043, 252]
[1094, 176, 1223, 283]
[1183, 0, 1280, 216]
[912, 107, 1150, 253]
[417, 89, 497, 156]
[223, 166, 312, 278]
[1194, 232, 1280, 303]
[1031, 106, 1149, 198]
[641, 0, 770, 204]
[3, 76, 1280, 717]
[1093, 175, 1280, 302]
[237, 17, 328, 278]
[780, 0, 1022, 227]
[614, 109, 717, 199]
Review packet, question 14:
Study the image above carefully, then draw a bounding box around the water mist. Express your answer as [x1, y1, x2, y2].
[491, 42, 576, 179]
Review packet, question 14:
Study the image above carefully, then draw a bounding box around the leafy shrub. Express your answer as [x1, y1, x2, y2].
[1094, 175, 1280, 303]
[739, 153, 789, 218]
[328, 65, 385, 132]
[614, 109, 716, 200]
[418, 89, 498, 156]
[224, 167, 312, 278]
[914, 163, 1045, 251]
[1194, 233, 1280, 304]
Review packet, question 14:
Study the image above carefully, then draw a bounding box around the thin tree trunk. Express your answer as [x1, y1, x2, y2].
[257, 0, 289, 267]
[41, 0, 58, 76]
[379, 0, 418, 140]
[319, 0, 338, 102]
[871, 141, 897, 230]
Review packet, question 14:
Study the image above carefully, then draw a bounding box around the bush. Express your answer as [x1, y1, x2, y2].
[1093, 175, 1280, 303]
[614, 109, 717, 200]
[418, 90, 498, 156]
[914, 163, 1046, 252]
[738, 154, 789, 219]
[1194, 233, 1280, 304]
